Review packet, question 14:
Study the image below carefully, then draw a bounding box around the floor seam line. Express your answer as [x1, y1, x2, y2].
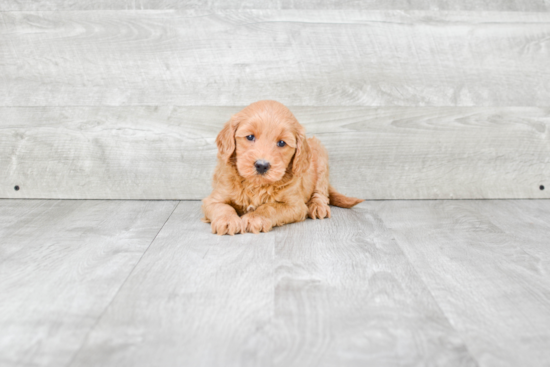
[386, 227, 482, 366]
[63, 200, 181, 367]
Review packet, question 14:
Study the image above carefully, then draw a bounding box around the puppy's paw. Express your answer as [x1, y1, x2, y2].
[307, 200, 331, 220]
[241, 213, 273, 234]
[210, 214, 243, 236]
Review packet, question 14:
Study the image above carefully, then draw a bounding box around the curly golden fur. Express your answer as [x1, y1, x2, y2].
[202, 100, 363, 235]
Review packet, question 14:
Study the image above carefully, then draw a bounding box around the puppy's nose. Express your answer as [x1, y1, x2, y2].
[254, 160, 271, 175]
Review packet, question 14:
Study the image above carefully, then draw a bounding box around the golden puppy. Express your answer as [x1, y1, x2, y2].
[202, 100, 363, 235]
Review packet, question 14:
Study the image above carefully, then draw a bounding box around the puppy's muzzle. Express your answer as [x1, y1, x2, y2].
[254, 160, 271, 175]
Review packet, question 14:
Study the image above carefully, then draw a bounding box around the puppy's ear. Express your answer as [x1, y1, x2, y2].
[216, 114, 240, 163]
[292, 129, 311, 175]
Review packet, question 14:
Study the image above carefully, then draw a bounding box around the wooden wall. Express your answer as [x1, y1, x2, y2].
[1, 2, 549, 199]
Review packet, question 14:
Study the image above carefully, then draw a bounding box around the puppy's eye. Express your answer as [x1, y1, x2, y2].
[246, 135, 255, 141]
[277, 140, 286, 147]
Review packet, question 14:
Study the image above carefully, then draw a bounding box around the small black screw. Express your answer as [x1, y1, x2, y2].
[14, 185, 20, 191]
[541, 185, 545, 191]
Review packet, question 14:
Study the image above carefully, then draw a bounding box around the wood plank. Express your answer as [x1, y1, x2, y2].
[371, 200, 550, 367]
[270, 204, 476, 367]
[0, 106, 225, 200]
[0, 199, 178, 367]
[1, 106, 549, 200]
[1, 10, 550, 106]
[67, 201, 476, 366]
[2, 0, 549, 11]
[67, 201, 276, 367]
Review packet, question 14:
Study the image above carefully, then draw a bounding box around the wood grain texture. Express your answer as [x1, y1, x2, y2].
[369, 200, 550, 367]
[67, 201, 276, 367]
[3, 200, 550, 366]
[2, 0, 549, 11]
[1, 10, 550, 106]
[68, 201, 476, 367]
[1, 106, 549, 200]
[270, 203, 476, 367]
[0, 199, 178, 367]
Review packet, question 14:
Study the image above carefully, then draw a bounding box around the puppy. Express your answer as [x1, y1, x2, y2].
[202, 100, 363, 235]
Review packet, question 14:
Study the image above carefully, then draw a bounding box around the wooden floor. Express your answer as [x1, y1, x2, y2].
[1, 199, 549, 367]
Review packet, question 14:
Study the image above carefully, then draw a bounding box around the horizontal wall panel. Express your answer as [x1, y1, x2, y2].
[2, 1, 549, 11]
[1, 106, 548, 200]
[1, 11, 550, 106]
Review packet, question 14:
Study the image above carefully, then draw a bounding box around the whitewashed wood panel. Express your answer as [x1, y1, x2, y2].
[3, 200, 550, 366]
[1, 106, 549, 200]
[0, 199, 178, 367]
[68, 201, 476, 366]
[369, 200, 550, 367]
[1, 10, 550, 106]
[68, 201, 276, 367]
[2, 0, 549, 11]
[270, 204, 476, 367]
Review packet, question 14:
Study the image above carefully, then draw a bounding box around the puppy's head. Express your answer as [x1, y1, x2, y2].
[216, 100, 310, 184]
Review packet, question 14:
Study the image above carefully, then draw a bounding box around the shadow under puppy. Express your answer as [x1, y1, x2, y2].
[202, 100, 363, 235]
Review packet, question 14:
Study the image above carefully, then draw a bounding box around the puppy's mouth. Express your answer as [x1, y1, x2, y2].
[248, 167, 282, 184]
[252, 172, 276, 182]
[251, 159, 279, 182]
[236, 157, 285, 183]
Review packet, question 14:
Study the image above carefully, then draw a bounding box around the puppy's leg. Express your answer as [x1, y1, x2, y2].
[242, 202, 308, 234]
[202, 196, 243, 236]
[306, 137, 331, 219]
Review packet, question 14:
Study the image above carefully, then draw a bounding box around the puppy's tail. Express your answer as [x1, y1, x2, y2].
[328, 185, 364, 209]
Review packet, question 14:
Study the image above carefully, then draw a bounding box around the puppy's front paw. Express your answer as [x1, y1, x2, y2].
[211, 214, 243, 236]
[307, 200, 331, 219]
[242, 213, 273, 234]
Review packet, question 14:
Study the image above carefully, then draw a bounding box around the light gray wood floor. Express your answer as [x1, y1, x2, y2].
[1, 199, 550, 367]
